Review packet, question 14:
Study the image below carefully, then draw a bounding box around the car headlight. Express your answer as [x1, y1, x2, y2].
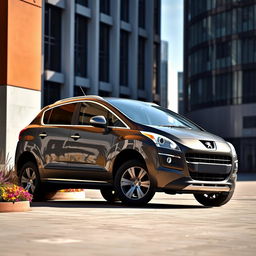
[141, 131, 181, 151]
[227, 142, 237, 157]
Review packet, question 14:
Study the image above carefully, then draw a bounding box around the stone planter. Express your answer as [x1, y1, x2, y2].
[49, 190, 86, 200]
[0, 201, 31, 212]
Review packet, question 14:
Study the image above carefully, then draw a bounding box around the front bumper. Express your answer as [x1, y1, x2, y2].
[155, 150, 238, 194]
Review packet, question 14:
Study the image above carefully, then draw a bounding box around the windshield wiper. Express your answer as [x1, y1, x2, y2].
[159, 125, 191, 129]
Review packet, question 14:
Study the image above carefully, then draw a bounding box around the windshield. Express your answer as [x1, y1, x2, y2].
[107, 99, 201, 130]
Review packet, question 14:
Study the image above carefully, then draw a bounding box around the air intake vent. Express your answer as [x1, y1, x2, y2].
[186, 153, 232, 165]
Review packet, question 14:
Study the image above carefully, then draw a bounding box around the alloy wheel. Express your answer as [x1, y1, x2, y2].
[120, 166, 150, 200]
[21, 167, 37, 194]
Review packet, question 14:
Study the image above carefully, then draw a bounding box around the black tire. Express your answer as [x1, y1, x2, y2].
[19, 161, 44, 201]
[100, 188, 119, 203]
[114, 160, 155, 206]
[194, 187, 235, 207]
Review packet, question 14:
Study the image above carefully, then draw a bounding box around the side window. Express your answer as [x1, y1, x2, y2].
[78, 102, 126, 127]
[43, 103, 77, 125]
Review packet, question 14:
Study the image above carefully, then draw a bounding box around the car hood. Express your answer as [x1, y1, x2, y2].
[149, 125, 230, 152]
[150, 126, 223, 141]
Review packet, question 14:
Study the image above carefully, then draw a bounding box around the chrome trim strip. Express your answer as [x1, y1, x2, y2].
[186, 161, 232, 166]
[42, 178, 108, 184]
[186, 157, 231, 162]
[158, 153, 181, 159]
[183, 185, 230, 192]
[41, 100, 130, 129]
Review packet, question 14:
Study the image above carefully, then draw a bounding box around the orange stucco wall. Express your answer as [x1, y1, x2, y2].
[1, 0, 42, 91]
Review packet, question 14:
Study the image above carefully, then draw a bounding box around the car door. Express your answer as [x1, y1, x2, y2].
[40, 102, 77, 178]
[66, 101, 127, 181]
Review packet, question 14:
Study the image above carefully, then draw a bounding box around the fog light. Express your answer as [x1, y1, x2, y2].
[166, 157, 172, 164]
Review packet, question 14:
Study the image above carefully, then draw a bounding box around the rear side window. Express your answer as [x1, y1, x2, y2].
[43, 103, 77, 125]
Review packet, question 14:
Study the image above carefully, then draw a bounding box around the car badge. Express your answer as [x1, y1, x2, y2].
[201, 141, 215, 149]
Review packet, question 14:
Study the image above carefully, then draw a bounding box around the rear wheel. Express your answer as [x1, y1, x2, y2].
[19, 161, 44, 201]
[194, 188, 235, 207]
[114, 160, 155, 206]
[100, 188, 119, 203]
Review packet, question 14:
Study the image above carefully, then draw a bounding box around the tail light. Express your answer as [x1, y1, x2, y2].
[18, 128, 28, 140]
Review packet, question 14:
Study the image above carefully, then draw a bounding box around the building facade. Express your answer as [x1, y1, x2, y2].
[160, 40, 168, 108]
[0, 0, 163, 164]
[43, 0, 162, 106]
[184, 0, 256, 172]
[178, 72, 184, 115]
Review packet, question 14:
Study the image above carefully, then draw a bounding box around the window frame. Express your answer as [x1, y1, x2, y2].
[41, 101, 129, 129]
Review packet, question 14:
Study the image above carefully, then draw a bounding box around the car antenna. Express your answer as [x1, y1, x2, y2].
[80, 86, 86, 96]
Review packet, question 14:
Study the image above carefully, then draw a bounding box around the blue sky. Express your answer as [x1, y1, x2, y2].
[161, 0, 184, 111]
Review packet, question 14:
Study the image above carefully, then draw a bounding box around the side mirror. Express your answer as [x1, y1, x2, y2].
[89, 115, 107, 128]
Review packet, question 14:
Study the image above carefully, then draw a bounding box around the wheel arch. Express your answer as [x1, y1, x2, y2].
[16, 151, 38, 176]
[112, 149, 147, 179]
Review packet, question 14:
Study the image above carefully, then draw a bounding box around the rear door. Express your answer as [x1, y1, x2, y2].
[40, 103, 78, 178]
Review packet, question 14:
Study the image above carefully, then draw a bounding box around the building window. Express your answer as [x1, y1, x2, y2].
[44, 4, 62, 72]
[75, 0, 88, 7]
[100, 0, 110, 15]
[243, 71, 256, 104]
[121, 0, 129, 22]
[75, 14, 87, 77]
[138, 37, 146, 90]
[154, 0, 160, 35]
[74, 86, 87, 96]
[244, 116, 256, 129]
[43, 81, 61, 107]
[99, 90, 111, 97]
[120, 30, 129, 86]
[139, 0, 146, 28]
[153, 43, 160, 94]
[99, 23, 110, 82]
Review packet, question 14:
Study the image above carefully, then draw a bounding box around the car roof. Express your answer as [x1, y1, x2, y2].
[49, 96, 157, 108]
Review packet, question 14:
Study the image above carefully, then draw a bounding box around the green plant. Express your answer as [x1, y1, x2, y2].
[0, 153, 18, 185]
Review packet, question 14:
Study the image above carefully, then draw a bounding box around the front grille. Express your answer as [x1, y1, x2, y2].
[186, 153, 232, 181]
[189, 172, 230, 181]
[186, 153, 232, 165]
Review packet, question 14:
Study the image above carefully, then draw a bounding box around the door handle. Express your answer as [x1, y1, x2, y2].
[39, 132, 47, 138]
[71, 134, 80, 140]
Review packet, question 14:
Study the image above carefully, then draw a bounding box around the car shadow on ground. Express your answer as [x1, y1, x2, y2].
[31, 200, 207, 209]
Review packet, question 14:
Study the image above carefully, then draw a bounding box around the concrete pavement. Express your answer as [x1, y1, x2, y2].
[0, 180, 256, 256]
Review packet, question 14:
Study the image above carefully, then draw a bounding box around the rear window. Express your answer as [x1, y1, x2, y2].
[43, 103, 76, 125]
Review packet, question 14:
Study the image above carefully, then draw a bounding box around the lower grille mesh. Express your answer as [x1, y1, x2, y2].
[186, 153, 232, 181]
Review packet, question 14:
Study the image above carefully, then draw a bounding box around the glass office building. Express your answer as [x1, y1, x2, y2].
[43, 0, 163, 106]
[184, 0, 256, 172]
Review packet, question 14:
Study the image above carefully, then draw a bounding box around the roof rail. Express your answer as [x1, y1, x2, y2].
[53, 95, 104, 104]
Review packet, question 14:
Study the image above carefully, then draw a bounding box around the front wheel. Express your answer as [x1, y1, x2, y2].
[114, 160, 155, 206]
[194, 187, 235, 207]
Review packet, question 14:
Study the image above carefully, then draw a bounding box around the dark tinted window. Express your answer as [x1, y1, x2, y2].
[76, 0, 88, 7]
[100, 0, 110, 15]
[78, 102, 125, 127]
[43, 81, 61, 107]
[44, 104, 76, 125]
[138, 37, 146, 89]
[121, 0, 129, 22]
[108, 99, 200, 130]
[99, 23, 110, 82]
[138, 0, 146, 28]
[44, 4, 61, 72]
[243, 116, 256, 128]
[120, 30, 129, 86]
[75, 14, 88, 77]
